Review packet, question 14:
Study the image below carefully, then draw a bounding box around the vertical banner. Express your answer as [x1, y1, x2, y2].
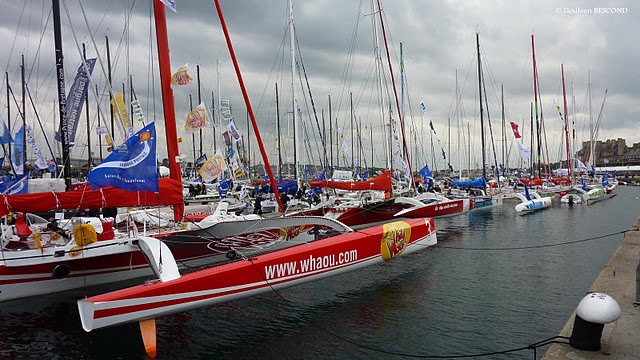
[227, 120, 241, 142]
[11, 126, 24, 175]
[55, 58, 96, 144]
[0, 115, 13, 144]
[131, 88, 145, 122]
[111, 92, 134, 140]
[25, 126, 48, 170]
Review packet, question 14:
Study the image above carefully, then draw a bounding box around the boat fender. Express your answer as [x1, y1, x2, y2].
[52, 264, 71, 279]
[74, 224, 98, 247]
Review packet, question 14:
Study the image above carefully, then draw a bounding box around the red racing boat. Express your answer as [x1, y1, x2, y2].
[78, 216, 437, 356]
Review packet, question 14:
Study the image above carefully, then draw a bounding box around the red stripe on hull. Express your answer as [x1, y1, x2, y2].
[85, 218, 435, 324]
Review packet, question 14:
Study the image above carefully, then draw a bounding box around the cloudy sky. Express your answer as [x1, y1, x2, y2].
[0, 0, 637, 173]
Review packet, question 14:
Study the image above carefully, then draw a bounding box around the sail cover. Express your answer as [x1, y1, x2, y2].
[0, 178, 183, 218]
[308, 170, 392, 191]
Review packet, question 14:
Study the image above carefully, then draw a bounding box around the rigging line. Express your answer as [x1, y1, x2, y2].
[25, 84, 57, 163]
[480, 56, 501, 177]
[294, 26, 326, 169]
[26, 6, 53, 84]
[66, 0, 119, 141]
[0, 1, 27, 95]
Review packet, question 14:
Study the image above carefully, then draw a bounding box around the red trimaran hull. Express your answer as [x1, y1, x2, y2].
[79, 217, 436, 331]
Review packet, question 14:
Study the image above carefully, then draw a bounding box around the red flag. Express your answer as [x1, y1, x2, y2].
[510, 121, 522, 139]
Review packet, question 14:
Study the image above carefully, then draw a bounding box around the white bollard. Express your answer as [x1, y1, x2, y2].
[569, 292, 621, 351]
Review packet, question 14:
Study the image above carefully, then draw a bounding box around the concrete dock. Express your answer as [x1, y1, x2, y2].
[543, 216, 640, 359]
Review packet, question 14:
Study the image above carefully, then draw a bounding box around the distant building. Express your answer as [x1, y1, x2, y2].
[576, 138, 640, 166]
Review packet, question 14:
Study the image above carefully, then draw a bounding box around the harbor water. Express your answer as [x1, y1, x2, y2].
[1, 186, 639, 359]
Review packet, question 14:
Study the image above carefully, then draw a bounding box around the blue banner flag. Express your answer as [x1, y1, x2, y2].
[420, 101, 427, 114]
[218, 178, 231, 197]
[55, 58, 96, 144]
[0, 172, 30, 194]
[195, 153, 207, 167]
[0, 116, 13, 145]
[11, 126, 24, 175]
[429, 120, 436, 134]
[88, 122, 158, 192]
[419, 164, 433, 181]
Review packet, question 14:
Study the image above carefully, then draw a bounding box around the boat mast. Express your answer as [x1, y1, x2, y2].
[370, 0, 389, 170]
[501, 84, 505, 177]
[215, 61, 220, 152]
[197, 64, 202, 158]
[329, 94, 333, 173]
[588, 69, 593, 168]
[276, 83, 282, 180]
[456, 69, 461, 179]
[153, 0, 184, 221]
[531, 35, 542, 178]
[476, 32, 486, 181]
[561, 64, 572, 181]
[289, 0, 300, 184]
[21, 55, 26, 175]
[213, 0, 283, 211]
[376, 0, 415, 190]
[84, 44, 91, 171]
[6, 72, 11, 162]
[52, 0, 72, 191]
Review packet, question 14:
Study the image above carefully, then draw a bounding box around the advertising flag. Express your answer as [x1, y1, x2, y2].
[0, 115, 13, 145]
[419, 101, 427, 114]
[184, 102, 209, 131]
[55, 58, 96, 143]
[171, 63, 192, 86]
[199, 153, 227, 181]
[11, 126, 24, 175]
[510, 121, 522, 139]
[88, 122, 158, 192]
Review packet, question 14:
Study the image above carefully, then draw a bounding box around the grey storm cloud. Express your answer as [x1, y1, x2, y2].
[0, 0, 637, 169]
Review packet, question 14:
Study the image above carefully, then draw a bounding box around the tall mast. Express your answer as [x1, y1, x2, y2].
[501, 84, 505, 177]
[289, 0, 300, 183]
[84, 44, 91, 171]
[350, 92, 354, 169]
[530, 102, 534, 175]
[456, 69, 461, 179]
[371, 0, 389, 170]
[276, 83, 282, 180]
[52, 0, 72, 190]
[215, 60, 220, 152]
[213, 0, 283, 211]
[588, 69, 594, 168]
[476, 32, 486, 181]
[561, 64, 572, 180]
[96, 84, 102, 161]
[531, 34, 542, 177]
[153, 0, 184, 221]
[6, 72, 10, 161]
[21, 55, 26, 174]
[328, 94, 332, 172]
[376, 0, 415, 190]
[197, 64, 202, 157]
[106, 36, 114, 140]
